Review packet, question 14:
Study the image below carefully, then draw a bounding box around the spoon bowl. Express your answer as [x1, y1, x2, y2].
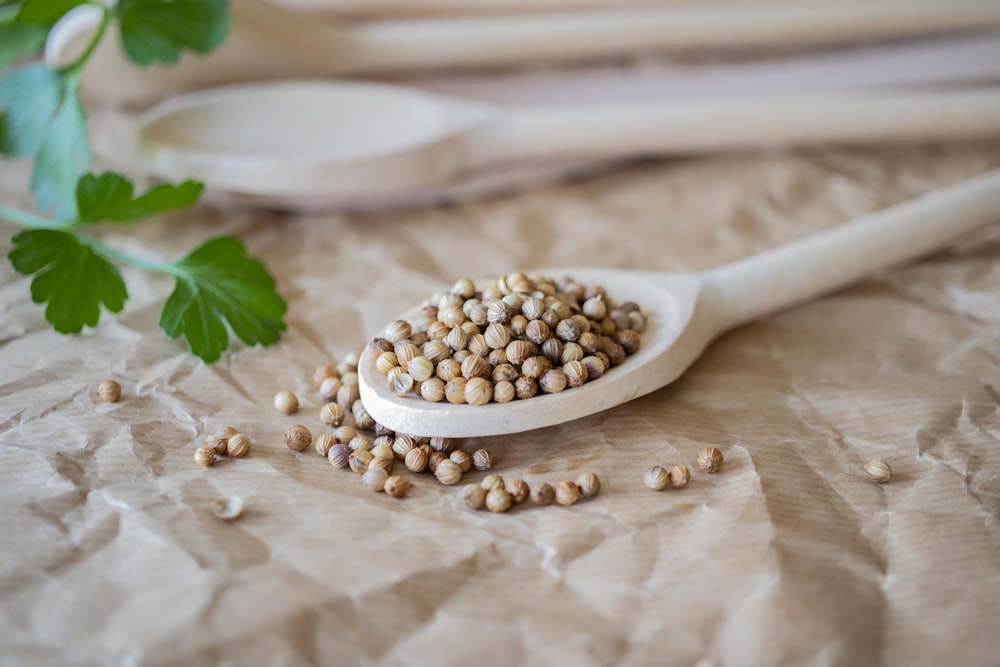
[358, 169, 1000, 437]
[139, 78, 1000, 201]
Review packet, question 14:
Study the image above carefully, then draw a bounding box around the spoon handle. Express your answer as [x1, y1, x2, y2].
[478, 88, 1000, 165]
[697, 169, 1000, 334]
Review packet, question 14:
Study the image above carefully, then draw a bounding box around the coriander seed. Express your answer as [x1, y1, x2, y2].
[494, 380, 515, 403]
[349, 435, 372, 452]
[485, 488, 512, 513]
[428, 451, 448, 473]
[514, 376, 537, 399]
[506, 479, 530, 504]
[389, 370, 415, 396]
[429, 436, 454, 453]
[481, 474, 505, 491]
[555, 480, 580, 505]
[563, 360, 588, 388]
[362, 466, 389, 492]
[328, 443, 350, 468]
[404, 447, 428, 473]
[434, 459, 463, 485]
[195, 446, 216, 467]
[371, 444, 394, 461]
[449, 449, 472, 472]
[864, 460, 892, 483]
[375, 351, 399, 375]
[370, 456, 393, 474]
[227, 434, 251, 458]
[463, 484, 487, 510]
[334, 425, 357, 444]
[206, 434, 229, 456]
[445, 378, 467, 404]
[697, 447, 724, 473]
[668, 465, 690, 488]
[313, 364, 338, 385]
[283, 424, 312, 452]
[539, 369, 568, 394]
[336, 382, 360, 409]
[390, 436, 413, 460]
[644, 465, 669, 491]
[384, 476, 411, 498]
[407, 355, 434, 382]
[273, 390, 299, 415]
[319, 376, 342, 402]
[320, 402, 346, 426]
[349, 449, 373, 474]
[464, 377, 493, 406]
[98, 380, 121, 403]
[576, 472, 601, 498]
[472, 449, 493, 471]
[531, 482, 555, 506]
[315, 433, 336, 457]
[385, 319, 411, 343]
[212, 496, 244, 521]
[352, 400, 376, 430]
[420, 377, 446, 402]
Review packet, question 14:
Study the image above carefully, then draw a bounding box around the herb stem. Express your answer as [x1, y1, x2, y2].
[0, 204, 55, 229]
[61, 3, 110, 75]
[81, 236, 182, 277]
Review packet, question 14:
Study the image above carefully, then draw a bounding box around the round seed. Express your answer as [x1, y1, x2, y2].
[98, 380, 121, 403]
[864, 460, 892, 483]
[283, 424, 312, 451]
[273, 390, 299, 415]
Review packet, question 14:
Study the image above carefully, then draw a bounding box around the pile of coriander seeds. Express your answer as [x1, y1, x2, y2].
[371, 272, 646, 405]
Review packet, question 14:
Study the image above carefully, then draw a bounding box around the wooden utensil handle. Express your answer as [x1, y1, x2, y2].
[699, 169, 1000, 334]
[476, 88, 1000, 164]
[350, 4, 1000, 71]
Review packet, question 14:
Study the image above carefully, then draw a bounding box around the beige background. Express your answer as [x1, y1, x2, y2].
[1, 103, 999, 665]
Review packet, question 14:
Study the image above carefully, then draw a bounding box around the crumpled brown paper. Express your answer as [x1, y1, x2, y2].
[1, 99, 999, 665]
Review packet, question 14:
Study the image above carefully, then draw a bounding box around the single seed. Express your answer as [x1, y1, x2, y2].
[539, 369, 568, 394]
[333, 425, 357, 444]
[445, 378, 468, 404]
[336, 382, 360, 410]
[97, 380, 121, 403]
[384, 475, 411, 498]
[481, 474, 505, 491]
[214, 426, 238, 442]
[404, 447, 429, 473]
[525, 319, 549, 345]
[514, 376, 537, 399]
[521, 356, 552, 380]
[195, 446, 216, 467]
[429, 436, 455, 453]
[668, 465, 690, 488]
[428, 450, 449, 473]
[464, 377, 493, 406]
[445, 326, 469, 351]
[389, 370, 415, 396]
[369, 456, 393, 475]
[420, 377, 446, 402]
[227, 434, 251, 458]
[555, 480, 580, 505]
[371, 444, 394, 461]
[616, 329, 641, 355]
[576, 471, 601, 498]
[509, 314, 528, 336]
[435, 459, 463, 485]
[582, 295, 607, 320]
[697, 447, 724, 473]
[472, 449, 493, 471]
[328, 443, 350, 468]
[531, 482, 556, 506]
[319, 376, 342, 401]
[449, 449, 472, 472]
[389, 437, 412, 460]
[320, 402, 346, 426]
[864, 460, 892, 483]
[467, 333, 490, 357]
[463, 484, 487, 510]
[283, 424, 312, 451]
[436, 359, 462, 382]
[313, 364, 338, 386]
[385, 319, 412, 343]
[451, 277, 476, 298]
[375, 351, 399, 375]
[484, 323, 512, 349]
[212, 496, 244, 520]
[407, 356, 434, 382]
[644, 465, 669, 490]
[487, 300, 512, 324]
[206, 434, 230, 456]
[349, 435, 372, 452]
[560, 342, 584, 364]
[349, 449, 373, 474]
[362, 466, 390, 492]
[485, 488, 512, 513]
[315, 433, 336, 457]
[273, 390, 299, 415]
[461, 355, 491, 380]
[522, 296, 545, 320]
[581, 356, 605, 381]
[563, 360, 588, 388]
[506, 479, 530, 504]
[493, 380, 515, 403]
[352, 399, 376, 430]
[438, 305, 466, 328]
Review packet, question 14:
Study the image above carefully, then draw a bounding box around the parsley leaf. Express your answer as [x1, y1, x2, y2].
[116, 0, 229, 66]
[160, 237, 286, 363]
[0, 63, 90, 218]
[16, 0, 86, 24]
[8, 228, 127, 333]
[76, 171, 203, 223]
[0, 20, 48, 70]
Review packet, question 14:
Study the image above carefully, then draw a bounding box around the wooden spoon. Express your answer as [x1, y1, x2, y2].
[49, 0, 1000, 105]
[357, 169, 1000, 437]
[139, 80, 1000, 199]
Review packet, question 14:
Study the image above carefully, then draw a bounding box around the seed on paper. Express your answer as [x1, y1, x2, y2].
[97, 380, 121, 403]
[213, 496, 244, 521]
[864, 460, 892, 483]
[697, 447, 724, 473]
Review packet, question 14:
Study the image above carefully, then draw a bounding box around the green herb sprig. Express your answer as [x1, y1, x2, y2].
[0, 0, 287, 362]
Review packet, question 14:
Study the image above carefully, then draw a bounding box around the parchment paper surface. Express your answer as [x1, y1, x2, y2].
[1, 109, 999, 666]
